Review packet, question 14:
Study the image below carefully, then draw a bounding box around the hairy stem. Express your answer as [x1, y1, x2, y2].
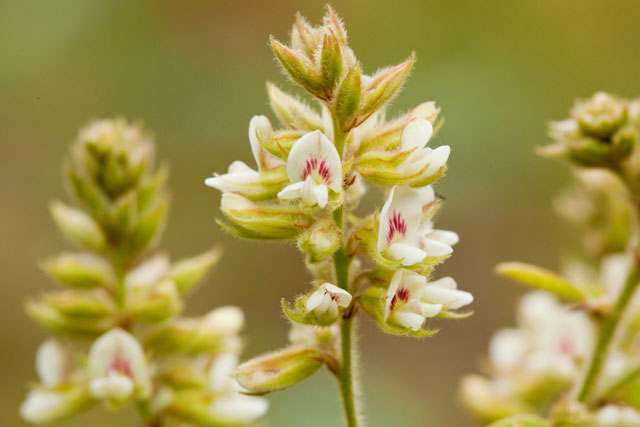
[332, 118, 359, 426]
[577, 262, 640, 403]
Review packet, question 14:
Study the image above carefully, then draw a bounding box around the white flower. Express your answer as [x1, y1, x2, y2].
[595, 405, 640, 427]
[277, 130, 342, 208]
[125, 253, 169, 290]
[88, 328, 151, 402]
[36, 339, 68, 387]
[489, 292, 594, 380]
[384, 269, 470, 331]
[205, 115, 284, 192]
[378, 186, 454, 265]
[305, 283, 352, 320]
[207, 353, 268, 424]
[398, 118, 450, 176]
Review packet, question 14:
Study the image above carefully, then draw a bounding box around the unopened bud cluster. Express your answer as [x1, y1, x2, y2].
[22, 119, 267, 426]
[206, 7, 472, 406]
[461, 93, 640, 427]
[541, 92, 640, 168]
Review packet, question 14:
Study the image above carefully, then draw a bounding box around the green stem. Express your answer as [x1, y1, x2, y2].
[332, 118, 359, 426]
[577, 262, 640, 403]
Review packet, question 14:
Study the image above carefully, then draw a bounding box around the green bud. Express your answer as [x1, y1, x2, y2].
[235, 346, 325, 394]
[334, 64, 362, 132]
[319, 30, 343, 91]
[122, 194, 170, 257]
[219, 193, 313, 240]
[356, 154, 447, 188]
[297, 220, 342, 263]
[168, 247, 222, 295]
[359, 53, 415, 121]
[145, 306, 244, 355]
[41, 252, 113, 289]
[291, 13, 319, 57]
[66, 168, 110, 219]
[157, 361, 208, 390]
[256, 128, 304, 161]
[267, 82, 324, 131]
[495, 262, 585, 302]
[571, 92, 628, 139]
[127, 279, 183, 324]
[568, 137, 614, 167]
[50, 202, 106, 252]
[270, 37, 325, 100]
[612, 124, 637, 161]
[45, 289, 116, 319]
[26, 299, 115, 339]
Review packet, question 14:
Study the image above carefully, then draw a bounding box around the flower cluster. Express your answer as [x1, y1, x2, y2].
[22, 119, 267, 426]
[206, 7, 472, 423]
[461, 93, 640, 427]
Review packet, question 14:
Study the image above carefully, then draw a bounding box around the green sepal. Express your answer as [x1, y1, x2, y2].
[168, 247, 222, 295]
[437, 310, 474, 319]
[256, 129, 304, 161]
[357, 159, 446, 188]
[334, 64, 362, 132]
[359, 287, 438, 338]
[50, 201, 107, 253]
[281, 298, 338, 327]
[41, 252, 114, 289]
[26, 299, 115, 339]
[496, 262, 585, 302]
[44, 289, 116, 319]
[267, 82, 324, 132]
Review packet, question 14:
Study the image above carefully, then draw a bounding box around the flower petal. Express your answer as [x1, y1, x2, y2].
[36, 339, 67, 387]
[428, 230, 459, 246]
[322, 283, 353, 307]
[313, 182, 329, 208]
[400, 118, 433, 157]
[286, 130, 342, 191]
[210, 394, 269, 424]
[387, 242, 427, 265]
[249, 115, 283, 171]
[305, 288, 326, 313]
[424, 239, 453, 257]
[277, 181, 305, 200]
[378, 186, 423, 252]
[393, 311, 425, 331]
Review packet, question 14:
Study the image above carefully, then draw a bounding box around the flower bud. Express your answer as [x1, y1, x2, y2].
[359, 53, 415, 120]
[319, 30, 343, 91]
[270, 37, 325, 100]
[168, 248, 222, 295]
[44, 289, 116, 319]
[235, 346, 325, 394]
[50, 202, 106, 252]
[571, 92, 628, 139]
[267, 83, 324, 131]
[120, 194, 170, 258]
[297, 220, 342, 263]
[41, 252, 113, 289]
[334, 64, 362, 132]
[219, 193, 313, 240]
[255, 128, 305, 160]
[145, 306, 244, 355]
[127, 279, 183, 324]
[26, 299, 115, 338]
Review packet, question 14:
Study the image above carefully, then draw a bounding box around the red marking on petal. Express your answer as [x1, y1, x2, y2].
[325, 288, 339, 302]
[397, 287, 410, 302]
[558, 338, 573, 355]
[386, 210, 408, 243]
[108, 353, 134, 378]
[302, 156, 332, 184]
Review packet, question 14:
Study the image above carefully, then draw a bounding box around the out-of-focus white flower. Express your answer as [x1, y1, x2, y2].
[125, 253, 169, 290]
[205, 116, 284, 193]
[384, 269, 472, 331]
[397, 118, 450, 176]
[378, 186, 454, 265]
[21, 390, 68, 424]
[36, 339, 69, 387]
[208, 353, 268, 424]
[305, 283, 352, 320]
[489, 292, 594, 380]
[278, 130, 342, 208]
[88, 328, 151, 402]
[595, 404, 640, 427]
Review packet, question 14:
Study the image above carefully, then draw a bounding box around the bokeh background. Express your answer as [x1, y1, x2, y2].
[2, 0, 640, 425]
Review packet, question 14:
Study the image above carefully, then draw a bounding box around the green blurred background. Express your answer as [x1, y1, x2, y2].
[2, 0, 640, 425]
